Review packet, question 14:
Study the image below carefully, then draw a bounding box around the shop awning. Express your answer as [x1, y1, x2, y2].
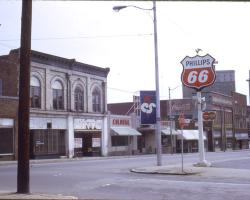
[235, 133, 249, 140]
[177, 130, 207, 140]
[111, 127, 142, 136]
[161, 128, 180, 135]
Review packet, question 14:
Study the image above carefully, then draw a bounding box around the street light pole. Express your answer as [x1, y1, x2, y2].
[153, 0, 162, 166]
[113, 0, 162, 166]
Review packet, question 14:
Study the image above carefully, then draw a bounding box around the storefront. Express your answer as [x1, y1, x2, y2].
[74, 118, 102, 157]
[176, 130, 207, 153]
[235, 133, 249, 149]
[161, 127, 179, 153]
[137, 126, 155, 154]
[109, 115, 141, 156]
[30, 117, 67, 159]
[0, 118, 15, 160]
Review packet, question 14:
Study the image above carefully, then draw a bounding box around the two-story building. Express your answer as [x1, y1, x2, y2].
[0, 49, 110, 159]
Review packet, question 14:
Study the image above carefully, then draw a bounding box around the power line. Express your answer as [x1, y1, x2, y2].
[0, 33, 152, 42]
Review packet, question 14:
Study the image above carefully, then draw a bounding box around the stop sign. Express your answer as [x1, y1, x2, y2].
[181, 54, 216, 91]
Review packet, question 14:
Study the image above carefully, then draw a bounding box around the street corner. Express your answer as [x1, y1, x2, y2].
[130, 165, 201, 175]
[0, 192, 78, 199]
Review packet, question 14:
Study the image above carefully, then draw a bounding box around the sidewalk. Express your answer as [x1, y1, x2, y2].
[130, 163, 250, 179]
[0, 192, 77, 199]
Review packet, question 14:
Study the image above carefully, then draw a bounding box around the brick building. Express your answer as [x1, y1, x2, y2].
[0, 53, 19, 160]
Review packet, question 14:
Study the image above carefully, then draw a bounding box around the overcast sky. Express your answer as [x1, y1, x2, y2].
[0, 1, 250, 104]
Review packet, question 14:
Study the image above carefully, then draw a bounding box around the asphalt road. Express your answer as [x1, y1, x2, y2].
[1, 150, 250, 200]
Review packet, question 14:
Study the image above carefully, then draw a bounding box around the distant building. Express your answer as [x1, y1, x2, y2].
[183, 70, 235, 98]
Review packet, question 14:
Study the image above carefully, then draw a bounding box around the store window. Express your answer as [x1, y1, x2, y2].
[30, 76, 41, 108]
[92, 87, 101, 112]
[31, 129, 65, 157]
[111, 136, 128, 146]
[0, 128, 13, 154]
[74, 86, 84, 111]
[52, 80, 64, 110]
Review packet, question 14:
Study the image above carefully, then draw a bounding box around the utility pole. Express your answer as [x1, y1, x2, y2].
[17, 0, 32, 194]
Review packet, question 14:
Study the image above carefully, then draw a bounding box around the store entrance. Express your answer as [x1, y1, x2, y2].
[74, 132, 101, 157]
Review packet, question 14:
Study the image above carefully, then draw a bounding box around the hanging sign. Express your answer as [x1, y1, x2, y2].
[140, 91, 156, 124]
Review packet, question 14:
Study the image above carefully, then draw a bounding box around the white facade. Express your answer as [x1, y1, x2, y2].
[29, 50, 109, 158]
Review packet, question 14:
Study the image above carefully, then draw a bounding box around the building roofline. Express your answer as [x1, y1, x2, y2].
[9, 48, 110, 77]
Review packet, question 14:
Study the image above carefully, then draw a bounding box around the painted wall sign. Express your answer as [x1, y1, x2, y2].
[181, 54, 216, 91]
[140, 91, 156, 124]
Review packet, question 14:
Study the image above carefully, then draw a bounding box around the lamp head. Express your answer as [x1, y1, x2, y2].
[113, 6, 127, 12]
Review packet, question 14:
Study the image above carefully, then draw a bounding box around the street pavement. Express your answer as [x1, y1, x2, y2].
[0, 151, 250, 199]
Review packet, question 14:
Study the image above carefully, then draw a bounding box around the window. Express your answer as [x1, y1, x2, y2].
[52, 80, 64, 110]
[0, 128, 14, 154]
[30, 76, 41, 108]
[74, 87, 84, 111]
[111, 136, 128, 147]
[31, 129, 65, 156]
[92, 87, 101, 112]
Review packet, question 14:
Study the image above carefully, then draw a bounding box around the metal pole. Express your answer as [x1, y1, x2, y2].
[17, 0, 32, 194]
[168, 87, 173, 154]
[153, 0, 162, 166]
[197, 91, 209, 166]
[181, 128, 184, 173]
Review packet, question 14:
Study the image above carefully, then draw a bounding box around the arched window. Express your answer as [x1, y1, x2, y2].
[74, 86, 84, 111]
[92, 87, 101, 112]
[30, 76, 41, 108]
[52, 80, 64, 110]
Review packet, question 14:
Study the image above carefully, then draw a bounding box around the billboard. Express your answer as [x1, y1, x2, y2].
[140, 91, 156, 124]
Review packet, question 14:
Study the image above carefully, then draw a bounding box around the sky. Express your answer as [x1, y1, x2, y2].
[0, 0, 250, 104]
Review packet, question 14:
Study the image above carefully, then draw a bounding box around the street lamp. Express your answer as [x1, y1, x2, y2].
[113, 1, 162, 166]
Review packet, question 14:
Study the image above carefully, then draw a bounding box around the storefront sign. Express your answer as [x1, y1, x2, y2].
[92, 138, 101, 147]
[74, 138, 82, 148]
[112, 118, 130, 126]
[74, 119, 102, 130]
[140, 90, 156, 124]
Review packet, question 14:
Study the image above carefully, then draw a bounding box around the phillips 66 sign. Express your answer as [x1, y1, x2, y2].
[181, 54, 216, 91]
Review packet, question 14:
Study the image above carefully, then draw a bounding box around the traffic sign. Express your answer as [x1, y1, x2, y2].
[181, 54, 216, 91]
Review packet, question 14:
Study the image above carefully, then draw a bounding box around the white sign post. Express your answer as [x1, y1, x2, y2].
[181, 53, 216, 167]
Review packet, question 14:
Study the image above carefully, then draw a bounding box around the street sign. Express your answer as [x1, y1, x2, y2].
[181, 54, 216, 91]
[202, 111, 216, 121]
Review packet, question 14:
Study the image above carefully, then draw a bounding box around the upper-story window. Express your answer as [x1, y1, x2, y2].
[52, 80, 64, 110]
[92, 87, 101, 113]
[74, 86, 84, 111]
[30, 76, 41, 108]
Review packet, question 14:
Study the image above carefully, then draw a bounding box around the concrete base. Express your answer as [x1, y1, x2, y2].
[193, 160, 212, 167]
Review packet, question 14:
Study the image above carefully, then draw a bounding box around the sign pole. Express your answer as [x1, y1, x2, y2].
[196, 91, 210, 167]
[181, 127, 184, 173]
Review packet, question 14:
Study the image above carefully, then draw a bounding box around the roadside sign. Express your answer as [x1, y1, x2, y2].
[178, 113, 185, 129]
[181, 54, 216, 91]
[202, 111, 216, 121]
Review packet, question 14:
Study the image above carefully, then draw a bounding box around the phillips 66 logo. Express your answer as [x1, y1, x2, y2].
[181, 54, 216, 91]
